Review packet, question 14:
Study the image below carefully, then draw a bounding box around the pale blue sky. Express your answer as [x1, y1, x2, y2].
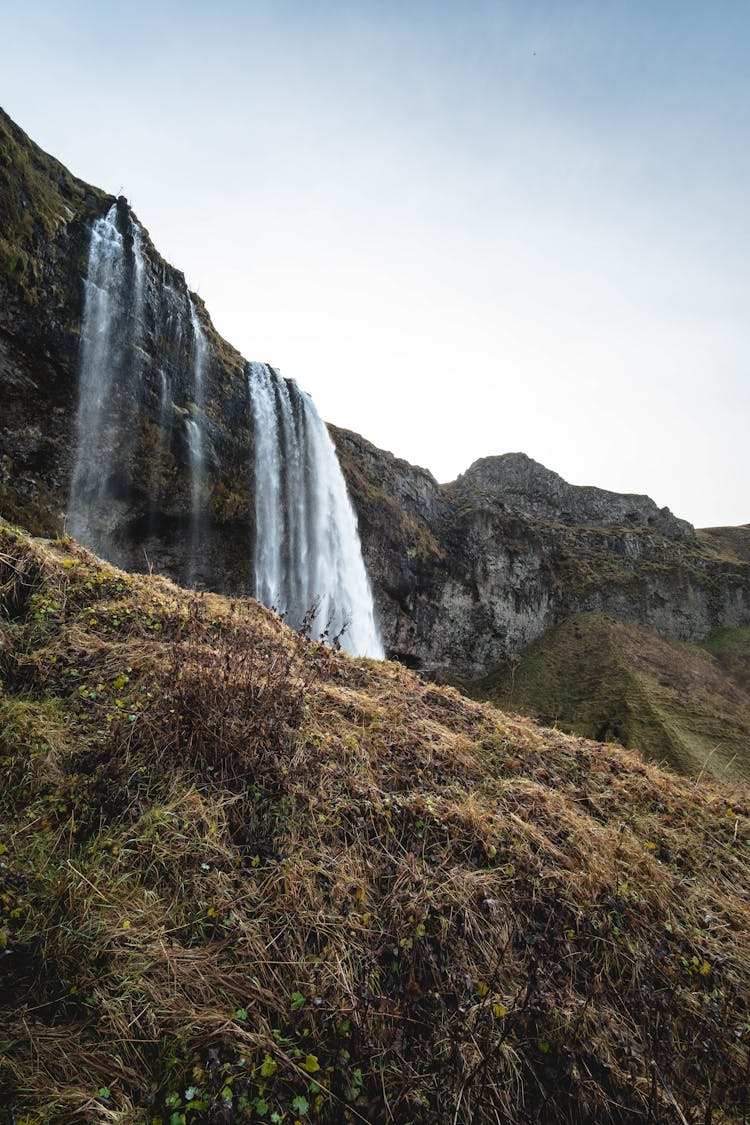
[3, 0, 749, 525]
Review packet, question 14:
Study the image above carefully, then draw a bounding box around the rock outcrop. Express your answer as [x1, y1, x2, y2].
[0, 109, 254, 592]
[333, 429, 750, 674]
[1, 105, 749, 678]
[453, 452, 694, 539]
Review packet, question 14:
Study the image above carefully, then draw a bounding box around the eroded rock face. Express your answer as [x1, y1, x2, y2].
[0, 110, 254, 591]
[1, 105, 749, 678]
[454, 453, 695, 540]
[332, 430, 750, 675]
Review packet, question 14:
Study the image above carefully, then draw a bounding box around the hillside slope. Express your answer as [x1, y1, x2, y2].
[1, 520, 749, 1123]
[462, 613, 750, 780]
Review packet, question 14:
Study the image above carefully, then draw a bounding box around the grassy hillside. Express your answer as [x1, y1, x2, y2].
[1, 522, 749, 1123]
[462, 613, 750, 782]
[703, 625, 750, 694]
[698, 525, 750, 566]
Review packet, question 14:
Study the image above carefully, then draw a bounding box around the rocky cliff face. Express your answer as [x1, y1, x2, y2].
[332, 430, 750, 675]
[453, 453, 695, 539]
[2, 105, 750, 678]
[0, 109, 255, 592]
[0, 111, 99, 535]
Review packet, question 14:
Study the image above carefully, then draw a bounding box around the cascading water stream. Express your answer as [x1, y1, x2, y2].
[248, 363, 384, 659]
[186, 300, 209, 585]
[68, 202, 145, 560]
[158, 370, 171, 429]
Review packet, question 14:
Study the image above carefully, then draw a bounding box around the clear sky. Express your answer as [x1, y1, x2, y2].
[3, 0, 749, 526]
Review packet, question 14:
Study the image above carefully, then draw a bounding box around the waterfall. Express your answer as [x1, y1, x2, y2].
[70, 206, 384, 661]
[69, 204, 210, 579]
[186, 300, 209, 585]
[248, 363, 384, 659]
[68, 202, 145, 559]
[148, 368, 173, 524]
[157, 369, 171, 429]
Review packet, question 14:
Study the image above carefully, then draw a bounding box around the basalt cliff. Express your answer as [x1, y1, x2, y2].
[2, 106, 750, 774]
[331, 427, 749, 672]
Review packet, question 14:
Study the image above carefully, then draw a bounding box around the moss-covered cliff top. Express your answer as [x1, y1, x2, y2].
[698, 524, 750, 565]
[0, 106, 243, 376]
[1, 520, 749, 1122]
[0, 107, 106, 251]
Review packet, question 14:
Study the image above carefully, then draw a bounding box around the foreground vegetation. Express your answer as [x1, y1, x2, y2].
[1, 520, 749, 1123]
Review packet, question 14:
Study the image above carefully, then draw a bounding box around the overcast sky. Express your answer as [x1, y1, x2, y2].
[4, 0, 749, 526]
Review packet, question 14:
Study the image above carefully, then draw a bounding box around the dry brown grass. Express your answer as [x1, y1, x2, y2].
[1, 520, 749, 1123]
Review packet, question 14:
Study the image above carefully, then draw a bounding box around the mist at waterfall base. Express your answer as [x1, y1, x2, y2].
[68, 205, 384, 659]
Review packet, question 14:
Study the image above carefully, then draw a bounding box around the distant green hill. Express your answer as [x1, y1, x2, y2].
[462, 613, 750, 781]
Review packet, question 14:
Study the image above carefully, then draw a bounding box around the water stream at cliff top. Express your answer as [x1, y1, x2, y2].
[249, 362, 384, 658]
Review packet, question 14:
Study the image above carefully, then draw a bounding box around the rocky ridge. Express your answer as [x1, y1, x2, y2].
[332, 428, 750, 675]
